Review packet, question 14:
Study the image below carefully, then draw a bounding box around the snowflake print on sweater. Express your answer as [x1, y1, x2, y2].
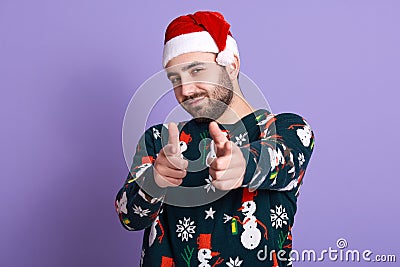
[152, 127, 161, 140]
[133, 204, 150, 217]
[176, 217, 196, 242]
[226, 256, 243, 267]
[204, 176, 216, 193]
[270, 205, 289, 229]
[234, 132, 247, 146]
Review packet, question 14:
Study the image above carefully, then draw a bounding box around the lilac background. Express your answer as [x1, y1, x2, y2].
[1, 1, 399, 266]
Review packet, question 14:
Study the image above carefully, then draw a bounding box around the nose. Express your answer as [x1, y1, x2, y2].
[180, 81, 196, 97]
[211, 251, 220, 257]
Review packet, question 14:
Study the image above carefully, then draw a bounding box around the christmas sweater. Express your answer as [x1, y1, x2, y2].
[115, 109, 315, 267]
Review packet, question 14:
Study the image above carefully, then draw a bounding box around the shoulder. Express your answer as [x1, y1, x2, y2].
[258, 111, 312, 129]
[258, 111, 315, 149]
[275, 112, 315, 149]
[273, 113, 313, 134]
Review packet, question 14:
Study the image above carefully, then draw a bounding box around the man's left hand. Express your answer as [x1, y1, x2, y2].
[208, 121, 246, 191]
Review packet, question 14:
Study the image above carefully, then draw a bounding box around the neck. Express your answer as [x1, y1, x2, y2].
[216, 87, 255, 124]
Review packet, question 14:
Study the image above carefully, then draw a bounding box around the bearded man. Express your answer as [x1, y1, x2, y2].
[116, 11, 315, 267]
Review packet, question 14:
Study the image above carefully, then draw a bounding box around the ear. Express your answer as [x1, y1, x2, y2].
[226, 55, 240, 80]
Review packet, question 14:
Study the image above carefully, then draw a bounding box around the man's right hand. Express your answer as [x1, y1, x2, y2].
[154, 122, 188, 188]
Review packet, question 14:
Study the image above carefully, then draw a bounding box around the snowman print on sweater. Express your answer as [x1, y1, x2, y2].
[295, 120, 312, 147]
[179, 130, 192, 156]
[148, 209, 165, 247]
[197, 233, 224, 267]
[132, 156, 154, 181]
[205, 130, 229, 167]
[234, 188, 268, 250]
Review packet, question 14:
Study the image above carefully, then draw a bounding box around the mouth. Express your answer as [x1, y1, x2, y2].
[185, 96, 206, 106]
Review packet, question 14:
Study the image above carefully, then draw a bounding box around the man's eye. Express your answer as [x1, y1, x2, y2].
[170, 77, 181, 84]
[191, 68, 204, 75]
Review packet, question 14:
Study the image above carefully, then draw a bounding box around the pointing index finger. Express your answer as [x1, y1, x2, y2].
[167, 122, 180, 154]
[209, 121, 228, 146]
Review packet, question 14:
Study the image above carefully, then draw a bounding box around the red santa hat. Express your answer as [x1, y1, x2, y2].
[163, 11, 239, 67]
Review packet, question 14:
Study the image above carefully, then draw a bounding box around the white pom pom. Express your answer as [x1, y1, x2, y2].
[216, 50, 234, 66]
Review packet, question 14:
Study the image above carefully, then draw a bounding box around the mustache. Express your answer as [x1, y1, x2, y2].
[183, 93, 208, 102]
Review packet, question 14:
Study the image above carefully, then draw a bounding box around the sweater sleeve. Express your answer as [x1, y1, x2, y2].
[240, 113, 315, 192]
[115, 127, 167, 231]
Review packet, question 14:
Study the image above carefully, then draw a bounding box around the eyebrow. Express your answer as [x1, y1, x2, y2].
[166, 61, 205, 79]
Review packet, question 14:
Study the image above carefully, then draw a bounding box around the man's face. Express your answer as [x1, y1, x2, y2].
[165, 52, 234, 123]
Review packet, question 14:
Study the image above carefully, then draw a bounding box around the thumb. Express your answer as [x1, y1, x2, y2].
[167, 122, 180, 155]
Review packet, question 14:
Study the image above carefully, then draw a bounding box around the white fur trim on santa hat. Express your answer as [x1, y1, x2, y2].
[162, 31, 239, 67]
[216, 49, 234, 66]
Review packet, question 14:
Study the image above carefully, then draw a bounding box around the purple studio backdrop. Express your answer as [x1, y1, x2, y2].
[1, 1, 399, 266]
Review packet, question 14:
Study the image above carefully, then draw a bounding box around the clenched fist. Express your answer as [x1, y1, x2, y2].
[154, 122, 189, 188]
[208, 121, 246, 191]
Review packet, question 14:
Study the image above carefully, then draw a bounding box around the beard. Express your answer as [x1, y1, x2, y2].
[181, 68, 234, 123]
